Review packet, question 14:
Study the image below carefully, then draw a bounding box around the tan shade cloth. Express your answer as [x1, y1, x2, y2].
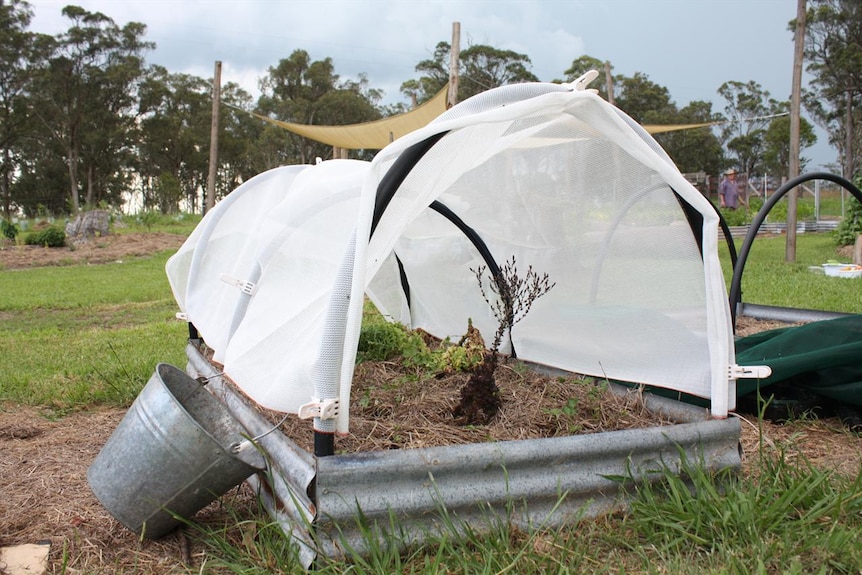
[238, 86, 783, 149]
[643, 121, 721, 134]
[245, 87, 449, 150]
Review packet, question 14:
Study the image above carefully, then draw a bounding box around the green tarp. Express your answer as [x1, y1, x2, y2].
[735, 314, 862, 408]
[621, 314, 862, 426]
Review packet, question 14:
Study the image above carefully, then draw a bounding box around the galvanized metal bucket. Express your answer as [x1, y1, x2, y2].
[88, 363, 266, 539]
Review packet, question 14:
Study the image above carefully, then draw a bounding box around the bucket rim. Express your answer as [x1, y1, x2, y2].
[153, 362, 266, 470]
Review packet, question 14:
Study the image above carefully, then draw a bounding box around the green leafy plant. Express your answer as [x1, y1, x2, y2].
[834, 175, 862, 246]
[718, 206, 751, 227]
[544, 397, 582, 433]
[1, 219, 18, 241]
[24, 225, 66, 248]
[356, 322, 412, 363]
[763, 196, 815, 223]
[356, 319, 485, 374]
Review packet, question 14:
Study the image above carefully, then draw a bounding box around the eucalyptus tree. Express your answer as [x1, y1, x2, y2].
[802, 0, 862, 176]
[137, 66, 210, 212]
[0, 0, 37, 219]
[613, 72, 677, 125]
[213, 81, 259, 198]
[28, 5, 151, 214]
[255, 50, 381, 166]
[610, 72, 725, 174]
[762, 103, 817, 178]
[717, 80, 780, 175]
[657, 100, 726, 176]
[402, 41, 538, 105]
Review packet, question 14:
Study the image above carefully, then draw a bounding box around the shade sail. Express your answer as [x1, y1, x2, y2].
[244, 87, 449, 150]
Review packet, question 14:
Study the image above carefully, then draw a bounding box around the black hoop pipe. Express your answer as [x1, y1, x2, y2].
[728, 171, 862, 329]
[715, 204, 739, 273]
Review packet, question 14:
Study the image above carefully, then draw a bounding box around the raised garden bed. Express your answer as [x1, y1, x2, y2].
[185, 340, 741, 567]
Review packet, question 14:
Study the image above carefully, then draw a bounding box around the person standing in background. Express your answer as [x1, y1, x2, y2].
[719, 168, 746, 209]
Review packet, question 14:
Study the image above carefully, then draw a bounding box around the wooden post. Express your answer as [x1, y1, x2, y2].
[332, 146, 348, 160]
[854, 235, 862, 265]
[205, 61, 222, 214]
[846, 90, 855, 180]
[786, 0, 805, 262]
[604, 61, 614, 105]
[448, 22, 460, 108]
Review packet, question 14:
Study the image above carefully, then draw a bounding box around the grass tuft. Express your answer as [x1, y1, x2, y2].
[622, 448, 862, 572]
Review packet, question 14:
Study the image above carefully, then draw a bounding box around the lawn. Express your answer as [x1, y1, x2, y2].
[720, 231, 862, 314]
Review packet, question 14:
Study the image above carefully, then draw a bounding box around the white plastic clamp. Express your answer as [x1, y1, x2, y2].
[728, 364, 772, 379]
[220, 273, 257, 296]
[297, 397, 340, 420]
[568, 69, 600, 93]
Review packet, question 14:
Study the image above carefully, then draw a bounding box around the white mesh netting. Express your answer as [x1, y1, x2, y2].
[166, 82, 735, 432]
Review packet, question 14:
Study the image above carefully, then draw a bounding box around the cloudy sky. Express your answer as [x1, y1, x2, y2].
[25, 0, 834, 169]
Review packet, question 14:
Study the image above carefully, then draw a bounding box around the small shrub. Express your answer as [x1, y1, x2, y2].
[25, 225, 66, 248]
[835, 175, 862, 246]
[1, 219, 18, 241]
[764, 197, 815, 223]
[356, 322, 411, 363]
[139, 210, 161, 231]
[719, 206, 752, 227]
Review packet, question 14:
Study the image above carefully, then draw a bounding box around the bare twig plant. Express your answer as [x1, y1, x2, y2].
[453, 256, 555, 425]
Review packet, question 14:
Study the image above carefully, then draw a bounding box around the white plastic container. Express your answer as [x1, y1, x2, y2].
[823, 263, 847, 277]
[837, 266, 862, 278]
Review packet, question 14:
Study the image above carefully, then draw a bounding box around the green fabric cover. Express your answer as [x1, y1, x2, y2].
[734, 314, 862, 407]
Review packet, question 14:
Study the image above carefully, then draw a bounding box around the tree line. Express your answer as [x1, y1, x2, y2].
[0, 0, 856, 219]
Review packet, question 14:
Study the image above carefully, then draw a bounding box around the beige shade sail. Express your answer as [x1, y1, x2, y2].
[236, 83, 759, 149]
[643, 121, 722, 134]
[242, 87, 449, 150]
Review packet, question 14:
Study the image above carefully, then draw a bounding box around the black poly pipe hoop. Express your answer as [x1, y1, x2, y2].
[728, 171, 862, 329]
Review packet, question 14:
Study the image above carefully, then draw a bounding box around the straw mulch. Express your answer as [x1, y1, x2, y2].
[0, 405, 257, 574]
[277, 360, 673, 455]
[0, 232, 186, 270]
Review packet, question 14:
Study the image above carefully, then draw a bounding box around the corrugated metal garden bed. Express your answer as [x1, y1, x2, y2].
[186, 342, 741, 568]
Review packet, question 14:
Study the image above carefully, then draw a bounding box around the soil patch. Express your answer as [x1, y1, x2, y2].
[278, 359, 674, 454]
[0, 405, 256, 574]
[0, 232, 185, 270]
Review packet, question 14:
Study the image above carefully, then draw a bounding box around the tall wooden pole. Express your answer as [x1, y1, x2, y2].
[846, 90, 855, 180]
[205, 61, 222, 213]
[604, 61, 615, 105]
[448, 22, 460, 108]
[786, 0, 805, 262]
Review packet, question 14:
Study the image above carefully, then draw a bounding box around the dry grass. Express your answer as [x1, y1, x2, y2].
[0, 405, 257, 574]
[277, 359, 673, 454]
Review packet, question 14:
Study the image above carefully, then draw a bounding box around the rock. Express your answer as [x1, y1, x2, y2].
[65, 210, 110, 242]
[0, 542, 51, 574]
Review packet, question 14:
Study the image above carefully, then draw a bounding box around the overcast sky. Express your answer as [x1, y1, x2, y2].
[25, 0, 836, 170]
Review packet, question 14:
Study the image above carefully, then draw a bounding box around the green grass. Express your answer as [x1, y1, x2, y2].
[0, 250, 188, 408]
[721, 232, 862, 314]
[114, 211, 202, 235]
[622, 448, 862, 573]
[187, 446, 862, 574]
